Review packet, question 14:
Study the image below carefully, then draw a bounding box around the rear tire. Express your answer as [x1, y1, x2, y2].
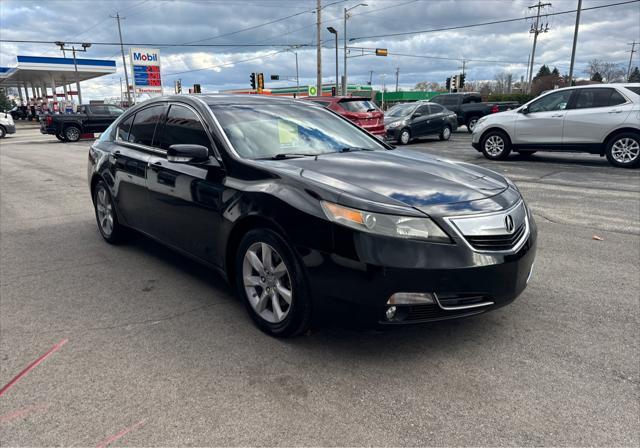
[0, 126, 6, 139]
[605, 132, 640, 168]
[397, 128, 411, 145]
[64, 125, 81, 142]
[466, 116, 480, 133]
[235, 228, 312, 338]
[439, 125, 452, 141]
[481, 130, 512, 160]
[93, 180, 125, 244]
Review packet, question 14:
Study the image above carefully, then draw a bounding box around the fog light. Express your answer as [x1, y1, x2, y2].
[385, 306, 396, 320]
[387, 292, 435, 305]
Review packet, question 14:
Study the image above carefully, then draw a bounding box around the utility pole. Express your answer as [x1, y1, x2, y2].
[526, 1, 551, 93]
[369, 70, 373, 86]
[568, 0, 582, 86]
[343, 4, 367, 95]
[461, 59, 467, 75]
[395, 67, 399, 92]
[380, 74, 386, 110]
[627, 41, 637, 81]
[316, 0, 322, 96]
[112, 12, 132, 106]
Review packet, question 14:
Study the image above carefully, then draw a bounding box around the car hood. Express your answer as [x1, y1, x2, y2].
[384, 115, 410, 124]
[261, 149, 511, 215]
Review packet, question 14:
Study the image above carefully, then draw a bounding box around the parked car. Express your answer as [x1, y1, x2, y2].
[88, 94, 536, 337]
[0, 110, 16, 138]
[8, 105, 28, 121]
[384, 101, 458, 144]
[303, 96, 385, 137]
[41, 104, 124, 142]
[430, 92, 520, 133]
[471, 84, 640, 168]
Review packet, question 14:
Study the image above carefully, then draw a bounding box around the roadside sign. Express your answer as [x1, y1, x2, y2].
[308, 85, 317, 96]
[130, 48, 162, 96]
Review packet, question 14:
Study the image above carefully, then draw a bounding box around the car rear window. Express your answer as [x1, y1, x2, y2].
[624, 86, 640, 95]
[339, 100, 379, 113]
[127, 105, 164, 146]
[572, 88, 626, 109]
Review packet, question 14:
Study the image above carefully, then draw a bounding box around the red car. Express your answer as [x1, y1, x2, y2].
[303, 96, 385, 137]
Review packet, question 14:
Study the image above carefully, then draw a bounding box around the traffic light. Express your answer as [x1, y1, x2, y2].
[175, 79, 182, 94]
[193, 84, 201, 93]
[459, 73, 466, 89]
[445, 77, 451, 91]
[375, 48, 388, 56]
[250, 73, 256, 89]
[257, 73, 264, 92]
[451, 75, 458, 91]
[331, 86, 336, 96]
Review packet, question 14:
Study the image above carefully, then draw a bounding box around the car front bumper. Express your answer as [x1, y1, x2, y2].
[304, 215, 537, 325]
[3, 123, 16, 134]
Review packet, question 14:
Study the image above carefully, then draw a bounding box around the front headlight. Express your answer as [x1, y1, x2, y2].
[476, 116, 487, 126]
[321, 201, 451, 243]
[386, 120, 404, 128]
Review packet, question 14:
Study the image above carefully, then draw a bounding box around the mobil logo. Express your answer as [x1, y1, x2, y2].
[133, 52, 158, 62]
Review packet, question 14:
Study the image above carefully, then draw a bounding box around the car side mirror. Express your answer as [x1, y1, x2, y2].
[519, 106, 529, 114]
[412, 112, 422, 118]
[168, 144, 210, 163]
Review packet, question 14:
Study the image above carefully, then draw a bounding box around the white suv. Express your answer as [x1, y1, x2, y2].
[471, 84, 640, 168]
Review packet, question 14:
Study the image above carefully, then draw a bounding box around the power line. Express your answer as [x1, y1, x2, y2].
[0, 39, 312, 48]
[350, 0, 640, 41]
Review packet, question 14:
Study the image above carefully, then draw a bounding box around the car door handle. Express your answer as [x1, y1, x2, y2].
[551, 114, 565, 118]
[608, 110, 622, 114]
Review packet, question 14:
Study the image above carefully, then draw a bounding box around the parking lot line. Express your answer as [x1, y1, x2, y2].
[95, 420, 146, 448]
[0, 339, 68, 397]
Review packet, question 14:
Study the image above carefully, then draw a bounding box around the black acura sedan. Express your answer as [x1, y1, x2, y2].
[88, 94, 536, 337]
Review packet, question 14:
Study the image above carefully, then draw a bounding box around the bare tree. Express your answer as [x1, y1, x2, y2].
[585, 59, 626, 82]
[494, 71, 512, 94]
[414, 81, 442, 91]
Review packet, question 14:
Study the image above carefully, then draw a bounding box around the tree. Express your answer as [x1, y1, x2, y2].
[534, 64, 551, 79]
[494, 71, 512, 94]
[591, 72, 603, 82]
[414, 81, 442, 91]
[586, 59, 625, 83]
[629, 67, 640, 82]
[551, 67, 560, 76]
[0, 89, 14, 111]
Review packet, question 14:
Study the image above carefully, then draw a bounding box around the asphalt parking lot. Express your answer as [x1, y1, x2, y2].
[1, 125, 638, 446]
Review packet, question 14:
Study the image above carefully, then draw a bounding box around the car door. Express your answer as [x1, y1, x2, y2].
[85, 105, 112, 133]
[514, 89, 574, 146]
[146, 103, 225, 266]
[109, 105, 164, 231]
[410, 104, 431, 137]
[562, 88, 631, 146]
[426, 104, 446, 134]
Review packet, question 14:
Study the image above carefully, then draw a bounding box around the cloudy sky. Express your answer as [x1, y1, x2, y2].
[1, 0, 639, 100]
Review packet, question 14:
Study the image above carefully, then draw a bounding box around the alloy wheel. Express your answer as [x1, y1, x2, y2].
[400, 130, 410, 144]
[65, 127, 80, 141]
[95, 186, 114, 237]
[485, 135, 505, 156]
[468, 118, 478, 131]
[611, 137, 639, 164]
[242, 242, 293, 324]
[442, 127, 451, 140]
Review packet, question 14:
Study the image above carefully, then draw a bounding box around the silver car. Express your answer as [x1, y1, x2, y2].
[471, 84, 640, 168]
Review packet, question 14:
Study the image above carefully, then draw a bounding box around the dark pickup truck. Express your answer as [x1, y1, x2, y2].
[41, 104, 124, 142]
[430, 93, 520, 133]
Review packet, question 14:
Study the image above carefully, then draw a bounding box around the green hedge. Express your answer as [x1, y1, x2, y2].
[486, 93, 534, 104]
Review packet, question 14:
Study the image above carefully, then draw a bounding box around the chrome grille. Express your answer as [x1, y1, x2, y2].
[446, 201, 530, 253]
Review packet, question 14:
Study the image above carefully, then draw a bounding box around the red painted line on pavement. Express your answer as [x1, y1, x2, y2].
[0, 403, 49, 423]
[95, 420, 145, 448]
[0, 339, 68, 397]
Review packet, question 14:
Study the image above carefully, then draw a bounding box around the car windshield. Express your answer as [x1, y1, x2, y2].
[386, 104, 416, 117]
[212, 102, 387, 159]
[339, 100, 379, 113]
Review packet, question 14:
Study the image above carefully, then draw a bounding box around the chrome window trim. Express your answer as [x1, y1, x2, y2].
[164, 102, 223, 161]
[115, 140, 166, 156]
[443, 199, 531, 255]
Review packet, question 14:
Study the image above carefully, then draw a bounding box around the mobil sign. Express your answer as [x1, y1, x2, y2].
[130, 47, 162, 94]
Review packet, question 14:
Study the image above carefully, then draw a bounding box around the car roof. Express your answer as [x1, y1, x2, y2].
[551, 83, 640, 93]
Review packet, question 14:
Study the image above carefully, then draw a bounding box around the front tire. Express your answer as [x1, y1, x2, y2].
[466, 116, 479, 133]
[439, 125, 452, 141]
[235, 229, 312, 338]
[481, 130, 512, 160]
[64, 125, 81, 142]
[397, 128, 411, 145]
[0, 126, 6, 139]
[605, 132, 640, 168]
[93, 181, 125, 244]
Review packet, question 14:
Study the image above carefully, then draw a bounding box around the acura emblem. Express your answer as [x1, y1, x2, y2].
[504, 215, 515, 233]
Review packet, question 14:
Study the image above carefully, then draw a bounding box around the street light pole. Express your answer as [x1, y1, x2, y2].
[316, 0, 322, 96]
[568, 0, 582, 86]
[343, 3, 367, 95]
[327, 27, 339, 94]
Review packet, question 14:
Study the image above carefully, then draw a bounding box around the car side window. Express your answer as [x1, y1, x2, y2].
[127, 105, 164, 147]
[572, 88, 620, 109]
[528, 90, 573, 113]
[609, 90, 626, 106]
[116, 114, 134, 141]
[159, 104, 212, 152]
[91, 105, 109, 114]
[428, 104, 444, 114]
[415, 105, 429, 115]
[107, 105, 124, 115]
